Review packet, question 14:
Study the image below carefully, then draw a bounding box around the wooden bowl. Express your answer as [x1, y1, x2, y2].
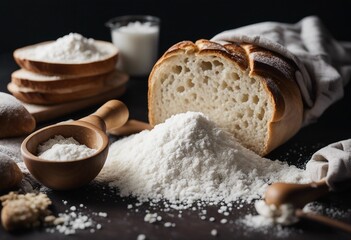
[21, 122, 108, 190]
[21, 100, 129, 190]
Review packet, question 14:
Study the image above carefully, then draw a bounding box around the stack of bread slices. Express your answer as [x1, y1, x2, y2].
[8, 36, 128, 105]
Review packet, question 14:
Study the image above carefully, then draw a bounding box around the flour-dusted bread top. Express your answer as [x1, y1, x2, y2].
[0, 92, 36, 138]
[13, 33, 119, 76]
[148, 39, 303, 156]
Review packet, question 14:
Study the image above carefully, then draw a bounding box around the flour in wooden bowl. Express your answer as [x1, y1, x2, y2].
[37, 135, 96, 161]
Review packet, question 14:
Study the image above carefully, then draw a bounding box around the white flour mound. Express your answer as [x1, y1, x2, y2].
[38, 135, 97, 161]
[28, 33, 108, 63]
[98, 112, 309, 204]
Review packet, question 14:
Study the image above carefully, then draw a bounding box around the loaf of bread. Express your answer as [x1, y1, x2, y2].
[148, 39, 303, 156]
[0, 153, 23, 191]
[0, 92, 36, 138]
[13, 40, 118, 76]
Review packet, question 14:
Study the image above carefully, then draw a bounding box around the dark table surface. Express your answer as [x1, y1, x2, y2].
[1, 47, 351, 239]
[1, 0, 351, 234]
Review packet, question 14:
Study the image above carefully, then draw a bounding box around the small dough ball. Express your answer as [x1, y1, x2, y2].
[0, 152, 23, 191]
[0, 92, 36, 138]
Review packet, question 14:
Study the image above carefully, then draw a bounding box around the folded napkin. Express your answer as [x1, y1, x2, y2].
[306, 139, 351, 191]
[211, 16, 351, 125]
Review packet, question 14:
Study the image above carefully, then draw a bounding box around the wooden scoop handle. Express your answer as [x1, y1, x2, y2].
[296, 209, 351, 234]
[108, 119, 152, 136]
[265, 179, 329, 208]
[79, 100, 129, 132]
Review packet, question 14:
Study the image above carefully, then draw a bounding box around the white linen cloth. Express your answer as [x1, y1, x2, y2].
[306, 139, 351, 191]
[211, 16, 351, 125]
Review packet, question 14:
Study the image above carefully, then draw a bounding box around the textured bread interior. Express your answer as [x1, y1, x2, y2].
[150, 54, 273, 154]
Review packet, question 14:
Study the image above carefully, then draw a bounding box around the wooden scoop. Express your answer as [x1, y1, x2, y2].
[265, 180, 329, 209]
[108, 119, 152, 136]
[21, 100, 129, 190]
[265, 180, 351, 233]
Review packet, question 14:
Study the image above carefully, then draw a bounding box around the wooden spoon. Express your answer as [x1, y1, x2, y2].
[108, 119, 152, 136]
[21, 100, 129, 190]
[265, 180, 329, 209]
[265, 180, 351, 233]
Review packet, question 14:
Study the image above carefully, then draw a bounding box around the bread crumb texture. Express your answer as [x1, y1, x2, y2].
[148, 40, 303, 155]
[149, 43, 272, 155]
[0, 192, 53, 231]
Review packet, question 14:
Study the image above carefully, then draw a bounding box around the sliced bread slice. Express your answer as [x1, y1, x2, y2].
[8, 71, 128, 105]
[11, 68, 118, 92]
[148, 40, 303, 156]
[13, 40, 118, 76]
[22, 86, 126, 123]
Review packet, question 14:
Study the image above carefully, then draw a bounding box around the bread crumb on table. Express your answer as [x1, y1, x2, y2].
[0, 192, 53, 231]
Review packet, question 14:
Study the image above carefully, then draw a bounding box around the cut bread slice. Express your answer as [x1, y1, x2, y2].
[11, 68, 118, 92]
[148, 40, 303, 156]
[13, 40, 118, 76]
[22, 86, 126, 123]
[8, 71, 128, 105]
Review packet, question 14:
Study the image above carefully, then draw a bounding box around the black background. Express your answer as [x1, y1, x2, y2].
[1, 1, 351, 239]
[1, 0, 351, 54]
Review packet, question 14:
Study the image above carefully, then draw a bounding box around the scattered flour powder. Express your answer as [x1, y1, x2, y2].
[46, 200, 108, 235]
[98, 112, 309, 204]
[27, 33, 109, 63]
[253, 200, 298, 225]
[38, 135, 97, 161]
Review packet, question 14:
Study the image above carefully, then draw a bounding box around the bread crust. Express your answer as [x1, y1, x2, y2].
[148, 39, 303, 156]
[241, 44, 303, 154]
[13, 41, 118, 76]
[0, 154, 23, 191]
[0, 93, 36, 138]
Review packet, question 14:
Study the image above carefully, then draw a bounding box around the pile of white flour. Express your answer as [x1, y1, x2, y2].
[38, 135, 96, 161]
[98, 112, 309, 204]
[28, 33, 108, 63]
